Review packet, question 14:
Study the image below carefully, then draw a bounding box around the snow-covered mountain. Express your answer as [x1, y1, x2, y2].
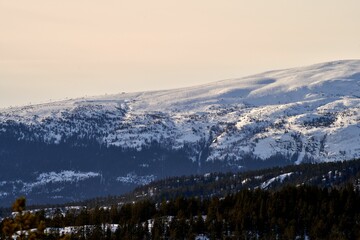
[0, 60, 359, 205]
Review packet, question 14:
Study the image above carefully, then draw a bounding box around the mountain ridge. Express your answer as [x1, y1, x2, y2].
[0, 60, 359, 205]
[2, 59, 360, 110]
[2, 60, 359, 161]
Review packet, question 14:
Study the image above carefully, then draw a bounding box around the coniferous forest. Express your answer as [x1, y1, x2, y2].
[1, 159, 360, 239]
[1, 184, 360, 239]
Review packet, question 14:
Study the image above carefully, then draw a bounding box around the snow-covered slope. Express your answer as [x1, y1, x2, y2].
[1, 60, 360, 205]
[1, 60, 360, 163]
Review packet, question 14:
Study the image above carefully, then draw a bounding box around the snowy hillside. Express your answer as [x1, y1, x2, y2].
[1, 60, 359, 163]
[0, 60, 359, 205]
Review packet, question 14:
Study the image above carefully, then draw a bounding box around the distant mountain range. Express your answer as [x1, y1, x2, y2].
[0, 60, 359, 206]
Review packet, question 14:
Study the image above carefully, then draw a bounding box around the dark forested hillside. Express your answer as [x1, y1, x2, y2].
[2, 185, 360, 239]
[2, 159, 360, 239]
[97, 158, 360, 206]
[0, 127, 291, 207]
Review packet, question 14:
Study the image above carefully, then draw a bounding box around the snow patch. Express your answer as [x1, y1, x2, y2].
[261, 172, 294, 189]
[21, 171, 100, 194]
[116, 173, 156, 186]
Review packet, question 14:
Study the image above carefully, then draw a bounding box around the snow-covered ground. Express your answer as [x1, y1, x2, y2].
[116, 173, 156, 186]
[1, 171, 100, 195]
[260, 172, 294, 189]
[1, 60, 359, 164]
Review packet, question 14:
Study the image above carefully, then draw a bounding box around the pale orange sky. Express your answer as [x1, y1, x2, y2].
[1, 0, 360, 108]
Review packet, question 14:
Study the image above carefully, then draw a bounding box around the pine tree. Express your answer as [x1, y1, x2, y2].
[1, 197, 45, 240]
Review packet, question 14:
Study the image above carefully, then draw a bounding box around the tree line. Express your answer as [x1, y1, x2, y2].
[2, 184, 360, 239]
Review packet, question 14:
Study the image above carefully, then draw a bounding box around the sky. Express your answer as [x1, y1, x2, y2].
[1, 0, 360, 108]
